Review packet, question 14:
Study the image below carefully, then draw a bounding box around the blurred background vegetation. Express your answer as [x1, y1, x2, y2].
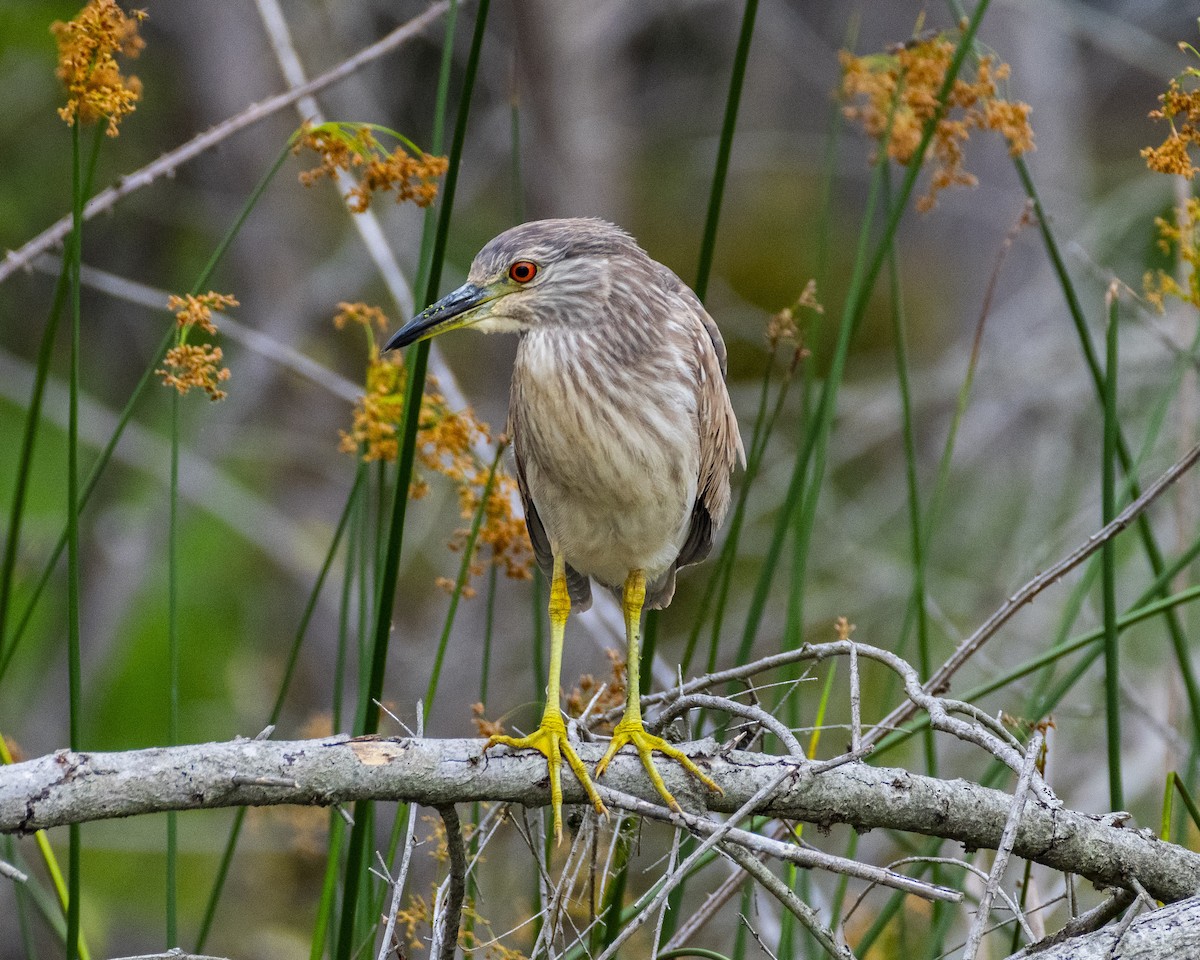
[2, 0, 1200, 957]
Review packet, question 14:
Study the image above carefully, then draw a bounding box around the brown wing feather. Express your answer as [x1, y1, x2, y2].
[645, 275, 745, 610]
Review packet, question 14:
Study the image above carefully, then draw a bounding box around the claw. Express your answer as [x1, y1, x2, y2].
[485, 710, 607, 843]
[594, 714, 723, 811]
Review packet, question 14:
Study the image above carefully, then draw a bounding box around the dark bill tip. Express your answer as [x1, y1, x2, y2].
[382, 282, 492, 352]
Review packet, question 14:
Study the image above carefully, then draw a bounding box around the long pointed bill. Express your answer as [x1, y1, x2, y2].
[383, 282, 497, 351]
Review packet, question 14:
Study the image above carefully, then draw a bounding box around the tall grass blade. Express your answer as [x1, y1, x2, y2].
[1102, 290, 1123, 810]
[336, 3, 490, 955]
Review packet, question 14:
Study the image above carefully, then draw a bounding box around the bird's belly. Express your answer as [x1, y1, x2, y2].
[534, 475, 692, 588]
[518, 385, 698, 588]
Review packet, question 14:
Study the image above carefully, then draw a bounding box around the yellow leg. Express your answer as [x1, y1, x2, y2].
[594, 570, 723, 810]
[484, 554, 607, 843]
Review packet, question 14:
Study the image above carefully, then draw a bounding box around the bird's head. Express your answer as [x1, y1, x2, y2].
[383, 218, 645, 351]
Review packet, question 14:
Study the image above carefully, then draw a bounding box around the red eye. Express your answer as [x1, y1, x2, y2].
[509, 260, 538, 283]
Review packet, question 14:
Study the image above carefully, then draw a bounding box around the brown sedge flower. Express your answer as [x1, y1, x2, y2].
[336, 305, 535, 586]
[1144, 197, 1200, 311]
[840, 33, 1034, 212]
[295, 121, 449, 213]
[157, 291, 237, 401]
[51, 0, 146, 137]
[1142, 47, 1200, 179]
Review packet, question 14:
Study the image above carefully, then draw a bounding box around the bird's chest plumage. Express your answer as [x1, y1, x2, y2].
[511, 330, 700, 586]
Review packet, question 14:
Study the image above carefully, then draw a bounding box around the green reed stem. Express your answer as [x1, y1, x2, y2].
[166, 390, 180, 947]
[0, 141, 293, 686]
[335, 4, 489, 956]
[694, 0, 758, 302]
[423, 443, 506, 722]
[1173, 774, 1200, 833]
[735, 2, 991, 687]
[883, 170, 937, 786]
[65, 112, 85, 960]
[934, 0, 1200, 749]
[194, 469, 363, 953]
[0, 124, 103, 668]
[1102, 292, 1122, 810]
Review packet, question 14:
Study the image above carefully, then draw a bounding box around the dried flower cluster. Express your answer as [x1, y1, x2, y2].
[840, 35, 1034, 212]
[393, 886, 527, 960]
[392, 816, 527, 960]
[51, 0, 145, 136]
[1142, 57, 1200, 178]
[336, 304, 535, 586]
[295, 122, 448, 213]
[471, 702, 506, 738]
[767, 279, 823, 352]
[1144, 197, 1200, 311]
[565, 649, 628, 728]
[157, 291, 237, 401]
[166, 291, 239, 336]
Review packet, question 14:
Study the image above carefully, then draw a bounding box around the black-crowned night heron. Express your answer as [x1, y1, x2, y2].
[385, 218, 744, 840]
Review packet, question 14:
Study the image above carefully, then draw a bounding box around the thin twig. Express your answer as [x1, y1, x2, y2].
[593, 765, 801, 960]
[662, 859, 753, 950]
[0, 3, 452, 286]
[651, 829, 683, 960]
[843, 854, 1028, 931]
[653, 693, 804, 757]
[1128, 875, 1158, 913]
[430, 805, 466, 960]
[377, 799, 419, 960]
[866, 438, 1200, 745]
[532, 815, 594, 957]
[961, 729, 1043, 958]
[0, 857, 27, 883]
[597, 783, 959, 904]
[1004, 888, 1135, 958]
[849, 642, 862, 753]
[739, 912, 781, 960]
[719, 843, 854, 960]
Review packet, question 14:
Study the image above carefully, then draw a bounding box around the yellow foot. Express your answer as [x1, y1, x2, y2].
[594, 715, 723, 812]
[485, 711, 607, 843]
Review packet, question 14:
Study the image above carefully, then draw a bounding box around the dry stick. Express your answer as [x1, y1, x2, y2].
[739, 912, 782, 960]
[961, 730, 1044, 959]
[110, 954, 231, 960]
[719, 842, 854, 960]
[651, 829, 683, 960]
[653, 693, 804, 757]
[592, 765, 800, 960]
[1004, 888, 1136, 959]
[376, 713, 424, 960]
[531, 816, 593, 958]
[849, 642, 862, 753]
[943, 699, 1024, 754]
[597, 784, 961, 904]
[430, 805, 466, 960]
[1105, 895, 1146, 957]
[0, 857, 26, 883]
[662, 859, 753, 950]
[0, 3, 451, 286]
[253, 0, 415, 317]
[865, 438, 1200, 746]
[1128, 875, 1158, 913]
[617, 641, 1031, 798]
[42, 260, 364, 403]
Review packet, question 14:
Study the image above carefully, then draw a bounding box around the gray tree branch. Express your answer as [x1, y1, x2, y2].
[1004, 895, 1200, 959]
[2, 735, 1197, 904]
